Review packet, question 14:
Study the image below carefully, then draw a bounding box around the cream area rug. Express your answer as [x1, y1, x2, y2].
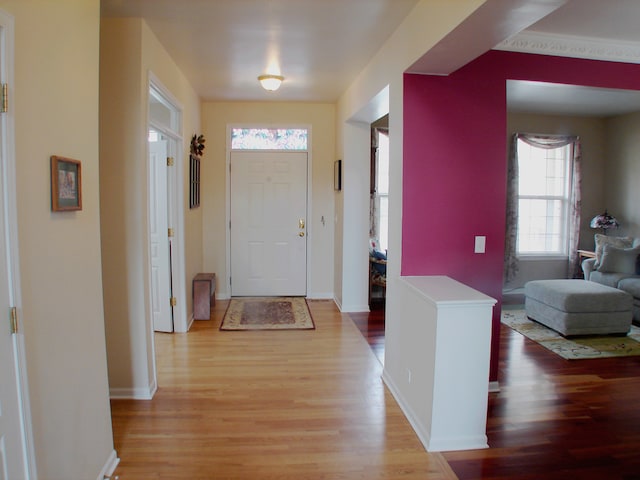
[220, 297, 315, 331]
[501, 309, 640, 360]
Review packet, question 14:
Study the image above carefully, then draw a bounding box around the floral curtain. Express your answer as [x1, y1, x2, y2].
[503, 133, 582, 283]
[503, 135, 520, 283]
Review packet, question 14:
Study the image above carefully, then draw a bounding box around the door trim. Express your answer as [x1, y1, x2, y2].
[0, 8, 37, 477]
[224, 124, 313, 299]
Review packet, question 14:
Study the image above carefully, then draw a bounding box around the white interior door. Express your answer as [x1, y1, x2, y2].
[231, 151, 307, 296]
[149, 138, 173, 332]
[0, 180, 28, 480]
[0, 10, 31, 478]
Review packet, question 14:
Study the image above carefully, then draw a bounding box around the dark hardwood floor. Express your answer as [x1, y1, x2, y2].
[351, 304, 640, 480]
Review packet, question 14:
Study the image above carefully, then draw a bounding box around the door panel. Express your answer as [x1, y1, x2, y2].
[0, 229, 25, 479]
[149, 139, 173, 332]
[231, 151, 307, 296]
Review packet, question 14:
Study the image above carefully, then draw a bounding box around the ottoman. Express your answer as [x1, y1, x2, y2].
[524, 279, 633, 336]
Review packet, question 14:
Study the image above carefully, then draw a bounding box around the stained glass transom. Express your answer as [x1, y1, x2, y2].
[231, 128, 308, 150]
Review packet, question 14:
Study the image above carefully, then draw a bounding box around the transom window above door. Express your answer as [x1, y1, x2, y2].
[231, 128, 308, 150]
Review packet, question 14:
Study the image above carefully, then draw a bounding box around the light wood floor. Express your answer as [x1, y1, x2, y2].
[110, 299, 456, 479]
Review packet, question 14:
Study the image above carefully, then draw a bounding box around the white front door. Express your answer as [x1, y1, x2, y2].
[149, 138, 173, 332]
[230, 151, 307, 296]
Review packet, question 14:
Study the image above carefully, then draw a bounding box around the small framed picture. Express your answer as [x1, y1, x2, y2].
[334, 159, 342, 191]
[51, 155, 82, 211]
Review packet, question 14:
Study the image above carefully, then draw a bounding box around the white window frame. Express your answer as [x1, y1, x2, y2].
[374, 129, 389, 253]
[516, 138, 573, 259]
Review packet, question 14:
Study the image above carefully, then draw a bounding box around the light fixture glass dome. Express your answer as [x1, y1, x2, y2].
[258, 74, 284, 92]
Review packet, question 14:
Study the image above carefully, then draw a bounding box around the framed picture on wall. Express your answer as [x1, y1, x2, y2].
[334, 159, 342, 191]
[51, 155, 82, 211]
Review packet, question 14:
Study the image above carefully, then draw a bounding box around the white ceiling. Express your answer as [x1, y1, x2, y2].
[101, 0, 640, 107]
[507, 81, 640, 117]
[101, 0, 420, 102]
[526, 0, 640, 43]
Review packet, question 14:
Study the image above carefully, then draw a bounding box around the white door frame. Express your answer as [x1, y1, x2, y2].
[225, 124, 313, 299]
[0, 8, 37, 478]
[147, 74, 188, 335]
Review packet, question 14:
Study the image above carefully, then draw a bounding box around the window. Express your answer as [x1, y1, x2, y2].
[374, 130, 389, 253]
[231, 128, 308, 150]
[517, 138, 573, 256]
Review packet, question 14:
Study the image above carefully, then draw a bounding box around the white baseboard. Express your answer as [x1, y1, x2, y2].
[110, 382, 156, 400]
[97, 449, 120, 480]
[382, 368, 489, 452]
[333, 296, 343, 311]
[306, 292, 334, 300]
[339, 303, 370, 313]
[382, 369, 433, 451]
[489, 381, 500, 393]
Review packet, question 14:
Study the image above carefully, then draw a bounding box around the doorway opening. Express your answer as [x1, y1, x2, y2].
[351, 114, 389, 365]
[368, 115, 389, 309]
[147, 78, 188, 333]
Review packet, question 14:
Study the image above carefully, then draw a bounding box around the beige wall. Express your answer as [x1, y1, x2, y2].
[0, 0, 115, 477]
[604, 111, 640, 237]
[201, 102, 335, 299]
[100, 18, 201, 396]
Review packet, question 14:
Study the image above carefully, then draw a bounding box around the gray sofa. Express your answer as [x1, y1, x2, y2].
[582, 234, 640, 322]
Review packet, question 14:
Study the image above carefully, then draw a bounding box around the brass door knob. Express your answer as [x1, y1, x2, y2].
[299, 232, 305, 237]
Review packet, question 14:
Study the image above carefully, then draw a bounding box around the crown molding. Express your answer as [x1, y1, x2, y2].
[494, 31, 640, 64]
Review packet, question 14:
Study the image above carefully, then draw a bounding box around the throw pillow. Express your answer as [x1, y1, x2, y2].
[370, 249, 387, 275]
[594, 234, 633, 268]
[597, 244, 640, 274]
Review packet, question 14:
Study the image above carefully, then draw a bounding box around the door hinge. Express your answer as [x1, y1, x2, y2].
[10, 306, 17, 334]
[167, 157, 175, 167]
[1, 84, 7, 113]
[168, 228, 174, 237]
[170, 297, 177, 307]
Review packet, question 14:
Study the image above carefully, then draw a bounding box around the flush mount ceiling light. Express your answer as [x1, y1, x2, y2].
[258, 74, 284, 92]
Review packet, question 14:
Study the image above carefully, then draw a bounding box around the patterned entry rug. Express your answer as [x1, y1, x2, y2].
[501, 309, 640, 360]
[220, 297, 315, 331]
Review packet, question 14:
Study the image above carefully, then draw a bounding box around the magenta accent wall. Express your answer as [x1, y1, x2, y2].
[403, 50, 640, 381]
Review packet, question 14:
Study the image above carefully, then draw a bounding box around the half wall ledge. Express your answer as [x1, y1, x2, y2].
[383, 275, 496, 452]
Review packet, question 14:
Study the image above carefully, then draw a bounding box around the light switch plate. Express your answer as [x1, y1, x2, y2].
[474, 236, 486, 253]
